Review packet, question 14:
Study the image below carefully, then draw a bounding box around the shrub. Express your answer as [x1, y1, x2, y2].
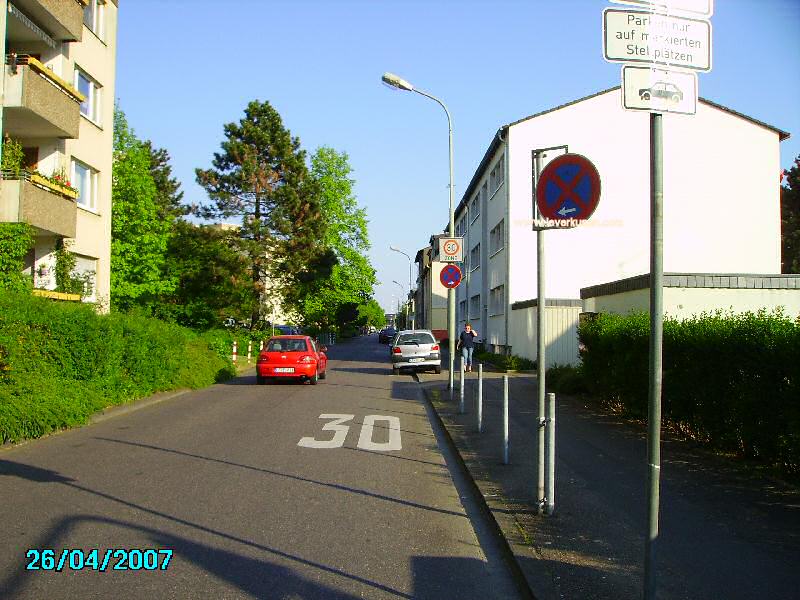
[0, 291, 235, 443]
[474, 350, 535, 372]
[547, 364, 588, 394]
[579, 309, 800, 474]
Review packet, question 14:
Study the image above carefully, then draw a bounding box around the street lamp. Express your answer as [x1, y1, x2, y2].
[390, 245, 414, 328]
[393, 280, 407, 329]
[382, 72, 456, 392]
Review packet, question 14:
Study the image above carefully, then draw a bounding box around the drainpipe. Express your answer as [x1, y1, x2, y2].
[0, 0, 7, 161]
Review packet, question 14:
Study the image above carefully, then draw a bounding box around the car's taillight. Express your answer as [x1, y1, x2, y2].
[431, 345, 439, 351]
[392, 347, 401, 354]
[257, 352, 269, 363]
[298, 355, 315, 363]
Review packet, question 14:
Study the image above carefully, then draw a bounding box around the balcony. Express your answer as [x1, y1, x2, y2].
[3, 55, 85, 139]
[1, 172, 78, 238]
[6, 0, 84, 44]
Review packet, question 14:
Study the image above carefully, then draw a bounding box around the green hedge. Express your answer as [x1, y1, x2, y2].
[474, 350, 536, 372]
[0, 291, 236, 443]
[579, 310, 800, 474]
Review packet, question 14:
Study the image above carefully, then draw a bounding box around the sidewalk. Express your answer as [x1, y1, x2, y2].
[417, 366, 800, 600]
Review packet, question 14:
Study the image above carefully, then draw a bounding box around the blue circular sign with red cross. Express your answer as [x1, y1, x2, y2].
[536, 153, 601, 222]
[440, 264, 462, 289]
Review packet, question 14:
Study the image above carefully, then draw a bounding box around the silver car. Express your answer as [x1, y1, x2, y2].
[389, 329, 441, 375]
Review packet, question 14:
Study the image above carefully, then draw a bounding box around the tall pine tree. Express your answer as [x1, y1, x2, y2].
[196, 100, 326, 325]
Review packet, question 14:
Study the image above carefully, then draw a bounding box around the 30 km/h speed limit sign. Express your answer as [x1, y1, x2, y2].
[439, 237, 463, 262]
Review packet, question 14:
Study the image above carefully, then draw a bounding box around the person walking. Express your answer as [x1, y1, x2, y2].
[457, 322, 478, 372]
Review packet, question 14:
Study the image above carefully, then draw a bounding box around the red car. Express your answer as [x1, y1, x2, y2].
[256, 335, 328, 385]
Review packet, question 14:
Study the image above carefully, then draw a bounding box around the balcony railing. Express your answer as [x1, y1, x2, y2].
[6, 54, 86, 104]
[1, 170, 79, 200]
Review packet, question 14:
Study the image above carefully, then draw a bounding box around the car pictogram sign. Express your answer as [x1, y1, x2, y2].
[439, 264, 462, 289]
[536, 153, 601, 222]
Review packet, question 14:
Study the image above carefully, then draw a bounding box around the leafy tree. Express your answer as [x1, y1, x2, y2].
[358, 299, 387, 329]
[0, 223, 33, 292]
[291, 147, 377, 331]
[781, 156, 800, 273]
[111, 108, 176, 311]
[155, 221, 256, 329]
[196, 100, 326, 327]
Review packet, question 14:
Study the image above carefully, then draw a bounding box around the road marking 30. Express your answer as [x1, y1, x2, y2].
[298, 414, 402, 451]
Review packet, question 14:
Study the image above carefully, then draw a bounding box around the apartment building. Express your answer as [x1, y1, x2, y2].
[413, 237, 448, 339]
[1, 0, 118, 310]
[452, 87, 790, 364]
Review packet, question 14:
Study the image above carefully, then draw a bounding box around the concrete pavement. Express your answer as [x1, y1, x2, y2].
[418, 365, 800, 600]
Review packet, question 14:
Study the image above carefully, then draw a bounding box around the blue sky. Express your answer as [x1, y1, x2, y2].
[116, 0, 800, 314]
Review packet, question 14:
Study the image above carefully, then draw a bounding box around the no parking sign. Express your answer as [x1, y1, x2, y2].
[536, 153, 601, 222]
[439, 264, 462, 289]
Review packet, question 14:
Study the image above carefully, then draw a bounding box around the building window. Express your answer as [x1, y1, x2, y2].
[470, 193, 480, 222]
[481, 181, 488, 206]
[459, 300, 467, 321]
[84, 0, 106, 40]
[490, 285, 505, 315]
[470, 294, 481, 319]
[470, 243, 481, 271]
[71, 159, 98, 210]
[490, 219, 505, 254]
[495, 156, 504, 190]
[75, 68, 102, 124]
[74, 255, 97, 302]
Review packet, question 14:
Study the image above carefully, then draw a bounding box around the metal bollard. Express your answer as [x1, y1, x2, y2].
[247, 341, 252, 364]
[477, 363, 483, 433]
[259, 340, 264, 351]
[503, 375, 509, 464]
[232, 340, 238, 363]
[459, 357, 465, 414]
[545, 392, 556, 516]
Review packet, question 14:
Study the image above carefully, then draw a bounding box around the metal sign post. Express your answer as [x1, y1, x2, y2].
[644, 111, 664, 600]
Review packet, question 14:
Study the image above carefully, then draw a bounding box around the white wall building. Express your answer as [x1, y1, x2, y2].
[453, 87, 791, 365]
[1, 0, 118, 310]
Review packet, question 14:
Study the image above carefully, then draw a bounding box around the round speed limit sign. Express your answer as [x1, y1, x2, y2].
[444, 240, 459, 256]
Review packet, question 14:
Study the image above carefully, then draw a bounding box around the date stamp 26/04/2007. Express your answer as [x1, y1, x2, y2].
[26, 548, 173, 572]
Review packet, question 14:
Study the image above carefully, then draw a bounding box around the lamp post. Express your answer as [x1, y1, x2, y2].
[390, 245, 414, 328]
[382, 72, 455, 392]
[393, 280, 407, 329]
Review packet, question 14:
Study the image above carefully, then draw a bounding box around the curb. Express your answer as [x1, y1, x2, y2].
[417, 378, 541, 600]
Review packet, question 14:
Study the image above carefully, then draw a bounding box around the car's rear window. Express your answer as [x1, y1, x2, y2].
[268, 339, 308, 352]
[396, 333, 436, 345]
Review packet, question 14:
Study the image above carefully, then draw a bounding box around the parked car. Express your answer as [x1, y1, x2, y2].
[638, 81, 683, 103]
[389, 329, 441, 375]
[256, 335, 327, 385]
[378, 327, 397, 344]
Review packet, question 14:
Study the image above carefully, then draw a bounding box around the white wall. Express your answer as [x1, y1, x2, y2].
[509, 305, 582, 367]
[585, 287, 800, 319]
[507, 90, 783, 303]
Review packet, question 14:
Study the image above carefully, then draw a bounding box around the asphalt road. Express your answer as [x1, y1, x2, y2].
[0, 336, 524, 600]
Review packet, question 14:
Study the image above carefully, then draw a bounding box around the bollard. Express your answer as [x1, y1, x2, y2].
[459, 357, 465, 414]
[503, 375, 509, 464]
[477, 363, 483, 433]
[247, 341, 252, 364]
[232, 340, 238, 363]
[259, 340, 264, 351]
[545, 392, 556, 515]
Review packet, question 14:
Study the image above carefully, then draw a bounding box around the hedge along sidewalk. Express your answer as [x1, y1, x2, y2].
[579, 309, 800, 476]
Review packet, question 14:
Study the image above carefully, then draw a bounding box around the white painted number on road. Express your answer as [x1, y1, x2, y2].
[298, 414, 402, 451]
[358, 415, 402, 451]
[298, 414, 354, 449]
